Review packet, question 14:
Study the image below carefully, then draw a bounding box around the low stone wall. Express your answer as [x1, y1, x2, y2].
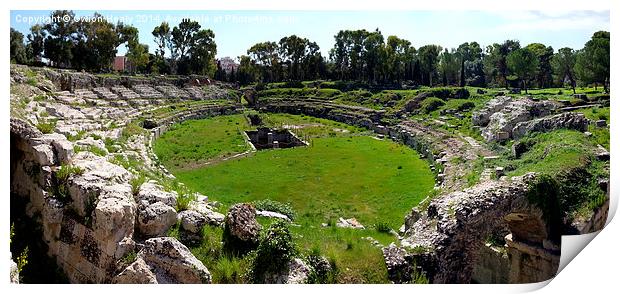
[258, 98, 386, 129]
[471, 244, 510, 283]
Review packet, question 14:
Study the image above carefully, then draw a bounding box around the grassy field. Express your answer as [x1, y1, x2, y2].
[154, 112, 435, 283]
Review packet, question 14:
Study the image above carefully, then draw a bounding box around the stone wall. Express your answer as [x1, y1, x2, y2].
[471, 244, 510, 283]
[10, 118, 136, 283]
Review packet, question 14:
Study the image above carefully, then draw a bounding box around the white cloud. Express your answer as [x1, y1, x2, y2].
[492, 10, 609, 32]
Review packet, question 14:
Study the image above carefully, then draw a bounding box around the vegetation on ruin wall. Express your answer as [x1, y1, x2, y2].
[488, 129, 608, 220]
[156, 113, 434, 283]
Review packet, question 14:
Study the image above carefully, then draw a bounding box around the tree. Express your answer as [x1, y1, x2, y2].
[526, 43, 554, 88]
[456, 42, 482, 86]
[552, 47, 577, 93]
[236, 55, 257, 85]
[496, 40, 521, 88]
[418, 45, 442, 86]
[438, 48, 459, 86]
[278, 35, 308, 80]
[247, 41, 280, 82]
[43, 10, 77, 68]
[188, 29, 217, 76]
[26, 25, 46, 63]
[575, 31, 610, 92]
[152, 22, 171, 58]
[384, 35, 412, 83]
[126, 42, 150, 73]
[507, 48, 539, 93]
[170, 19, 217, 76]
[73, 14, 121, 72]
[10, 28, 27, 64]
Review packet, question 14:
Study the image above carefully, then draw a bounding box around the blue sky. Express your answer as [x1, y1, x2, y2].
[10, 10, 609, 60]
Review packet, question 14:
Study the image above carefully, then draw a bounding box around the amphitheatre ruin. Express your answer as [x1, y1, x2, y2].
[9, 65, 610, 284]
[8, 11, 610, 284]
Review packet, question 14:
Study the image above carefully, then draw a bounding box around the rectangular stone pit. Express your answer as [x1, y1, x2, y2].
[245, 127, 307, 150]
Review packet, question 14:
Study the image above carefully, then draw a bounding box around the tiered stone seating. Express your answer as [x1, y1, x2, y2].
[183, 86, 205, 100]
[74, 89, 109, 106]
[54, 91, 86, 104]
[132, 84, 164, 99]
[92, 87, 119, 100]
[74, 89, 98, 100]
[111, 86, 141, 100]
[155, 85, 191, 99]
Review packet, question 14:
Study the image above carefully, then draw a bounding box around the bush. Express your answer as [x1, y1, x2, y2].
[306, 249, 338, 284]
[246, 220, 297, 283]
[457, 101, 476, 112]
[36, 120, 57, 134]
[374, 221, 392, 234]
[175, 185, 197, 211]
[53, 164, 84, 201]
[420, 97, 445, 113]
[130, 174, 146, 196]
[252, 199, 296, 220]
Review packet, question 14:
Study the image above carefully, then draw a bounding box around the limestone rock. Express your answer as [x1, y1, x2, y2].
[93, 197, 136, 248]
[224, 203, 261, 244]
[512, 112, 589, 140]
[478, 98, 557, 142]
[137, 181, 177, 208]
[113, 258, 157, 284]
[137, 202, 177, 237]
[256, 210, 291, 221]
[382, 243, 413, 283]
[32, 143, 56, 166]
[10, 257, 19, 284]
[336, 217, 365, 229]
[264, 258, 311, 284]
[189, 201, 225, 226]
[140, 237, 212, 283]
[178, 210, 207, 233]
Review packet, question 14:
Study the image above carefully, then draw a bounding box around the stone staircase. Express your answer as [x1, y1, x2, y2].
[93, 87, 119, 100]
[132, 84, 164, 99]
[184, 86, 206, 100]
[155, 85, 191, 99]
[111, 86, 141, 100]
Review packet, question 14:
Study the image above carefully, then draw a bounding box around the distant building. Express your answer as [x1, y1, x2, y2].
[217, 57, 239, 74]
[112, 56, 134, 72]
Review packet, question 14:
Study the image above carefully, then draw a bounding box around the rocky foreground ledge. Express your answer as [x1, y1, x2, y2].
[10, 65, 610, 284]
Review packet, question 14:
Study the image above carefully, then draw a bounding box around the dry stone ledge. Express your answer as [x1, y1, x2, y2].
[336, 217, 365, 229]
[137, 202, 177, 237]
[137, 181, 177, 208]
[10, 257, 19, 284]
[140, 237, 212, 284]
[264, 258, 311, 284]
[475, 97, 558, 142]
[113, 257, 158, 284]
[178, 210, 207, 233]
[397, 173, 560, 283]
[512, 112, 590, 140]
[224, 203, 262, 244]
[189, 201, 225, 226]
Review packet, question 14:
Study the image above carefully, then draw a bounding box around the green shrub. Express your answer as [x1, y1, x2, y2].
[373, 221, 392, 234]
[175, 185, 197, 211]
[53, 164, 84, 201]
[246, 220, 297, 283]
[212, 255, 247, 284]
[130, 174, 146, 196]
[420, 97, 445, 113]
[306, 250, 338, 284]
[252, 199, 296, 220]
[457, 101, 476, 112]
[36, 119, 57, 134]
[87, 145, 108, 157]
